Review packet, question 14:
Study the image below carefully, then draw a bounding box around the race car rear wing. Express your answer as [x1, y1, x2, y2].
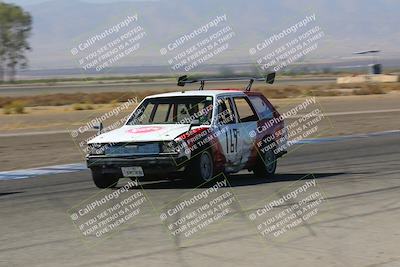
[177, 72, 276, 91]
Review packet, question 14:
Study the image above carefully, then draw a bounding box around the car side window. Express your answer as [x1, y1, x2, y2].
[232, 97, 259, 123]
[249, 95, 274, 119]
[216, 97, 236, 125]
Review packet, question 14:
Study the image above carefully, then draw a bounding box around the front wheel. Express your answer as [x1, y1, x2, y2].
[253, 148, 277, 178]
[187, 150, 215, 185]
[91, 169, 119, 188]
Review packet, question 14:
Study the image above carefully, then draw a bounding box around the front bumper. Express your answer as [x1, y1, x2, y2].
[86, 154, 188, 175]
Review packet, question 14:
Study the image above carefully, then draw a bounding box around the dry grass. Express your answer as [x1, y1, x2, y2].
[335, 82, 400, 90]
[72, 103, 94, 110]
[352, 86, 386, 95]
[254, 82, 397, 98]
[3, 100, 26, 114]
[0, 90, 171, 109]
[0, 82, 398, 109]
[306, 90, 342, 97]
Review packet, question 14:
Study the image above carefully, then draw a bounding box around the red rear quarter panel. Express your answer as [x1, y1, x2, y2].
[244, 91, 285, 168]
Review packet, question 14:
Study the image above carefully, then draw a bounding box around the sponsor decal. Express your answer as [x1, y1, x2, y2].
[126, 126, 162, 134]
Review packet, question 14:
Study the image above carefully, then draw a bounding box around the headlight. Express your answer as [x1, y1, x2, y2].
[88, 143, 105, 155]
[162, 141, 179, 153]
[162, 140, 189, 156]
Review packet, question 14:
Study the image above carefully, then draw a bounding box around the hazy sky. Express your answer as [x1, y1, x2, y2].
[4, 0, 399, 69]
[4, 0, 155, 6]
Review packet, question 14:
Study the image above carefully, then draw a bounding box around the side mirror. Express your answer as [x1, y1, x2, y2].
[191, 119, 201, 126]
[93, 122, 103, 135]
[188, 119, 201, 131]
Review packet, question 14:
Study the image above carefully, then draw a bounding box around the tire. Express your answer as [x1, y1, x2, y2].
[253, 145, 277, 178]
[187, 150, 215, 185]
[91, 169, 119, 189]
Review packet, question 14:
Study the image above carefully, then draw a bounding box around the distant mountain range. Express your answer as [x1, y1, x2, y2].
[9, 0, 400, 70]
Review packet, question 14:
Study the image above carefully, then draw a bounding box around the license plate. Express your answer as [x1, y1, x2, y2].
[121, 166, 144, 177]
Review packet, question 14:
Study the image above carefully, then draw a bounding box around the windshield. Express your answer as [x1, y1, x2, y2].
[126, 96, 214, 125]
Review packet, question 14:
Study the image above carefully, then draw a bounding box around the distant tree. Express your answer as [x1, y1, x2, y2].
[0, 2, 32, 82]
[0, 7, 7, 82]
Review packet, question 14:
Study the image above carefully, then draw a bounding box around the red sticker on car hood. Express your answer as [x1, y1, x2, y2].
[126, 126, 163, 134]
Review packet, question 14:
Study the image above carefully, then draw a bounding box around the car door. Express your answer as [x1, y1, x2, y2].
[215, 96, 242, 172]
[231, 96, 259, 165]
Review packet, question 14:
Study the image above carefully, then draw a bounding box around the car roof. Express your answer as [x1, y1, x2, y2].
[146, 89, 247, 99]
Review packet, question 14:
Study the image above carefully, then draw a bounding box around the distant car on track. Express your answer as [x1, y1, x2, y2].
[86, 74, 287, 188]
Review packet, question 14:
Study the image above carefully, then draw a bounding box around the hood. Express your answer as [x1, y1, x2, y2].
[88, 124, 195, 144]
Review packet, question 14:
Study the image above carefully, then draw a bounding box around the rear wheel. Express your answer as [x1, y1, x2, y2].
[253, 147, 277, 178]
[91, 169, 119, 188]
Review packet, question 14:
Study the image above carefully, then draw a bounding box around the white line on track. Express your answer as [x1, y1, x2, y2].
[0, 163, 86, 181]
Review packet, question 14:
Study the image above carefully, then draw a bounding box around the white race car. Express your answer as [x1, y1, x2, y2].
[86, 75, 286, 188]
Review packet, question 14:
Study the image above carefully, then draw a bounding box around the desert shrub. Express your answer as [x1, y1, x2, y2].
[3, 100, 26, 114]
[72, 103, 84, 110]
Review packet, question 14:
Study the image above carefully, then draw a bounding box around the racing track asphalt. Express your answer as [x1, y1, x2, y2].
[0, 133, 399, 267]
